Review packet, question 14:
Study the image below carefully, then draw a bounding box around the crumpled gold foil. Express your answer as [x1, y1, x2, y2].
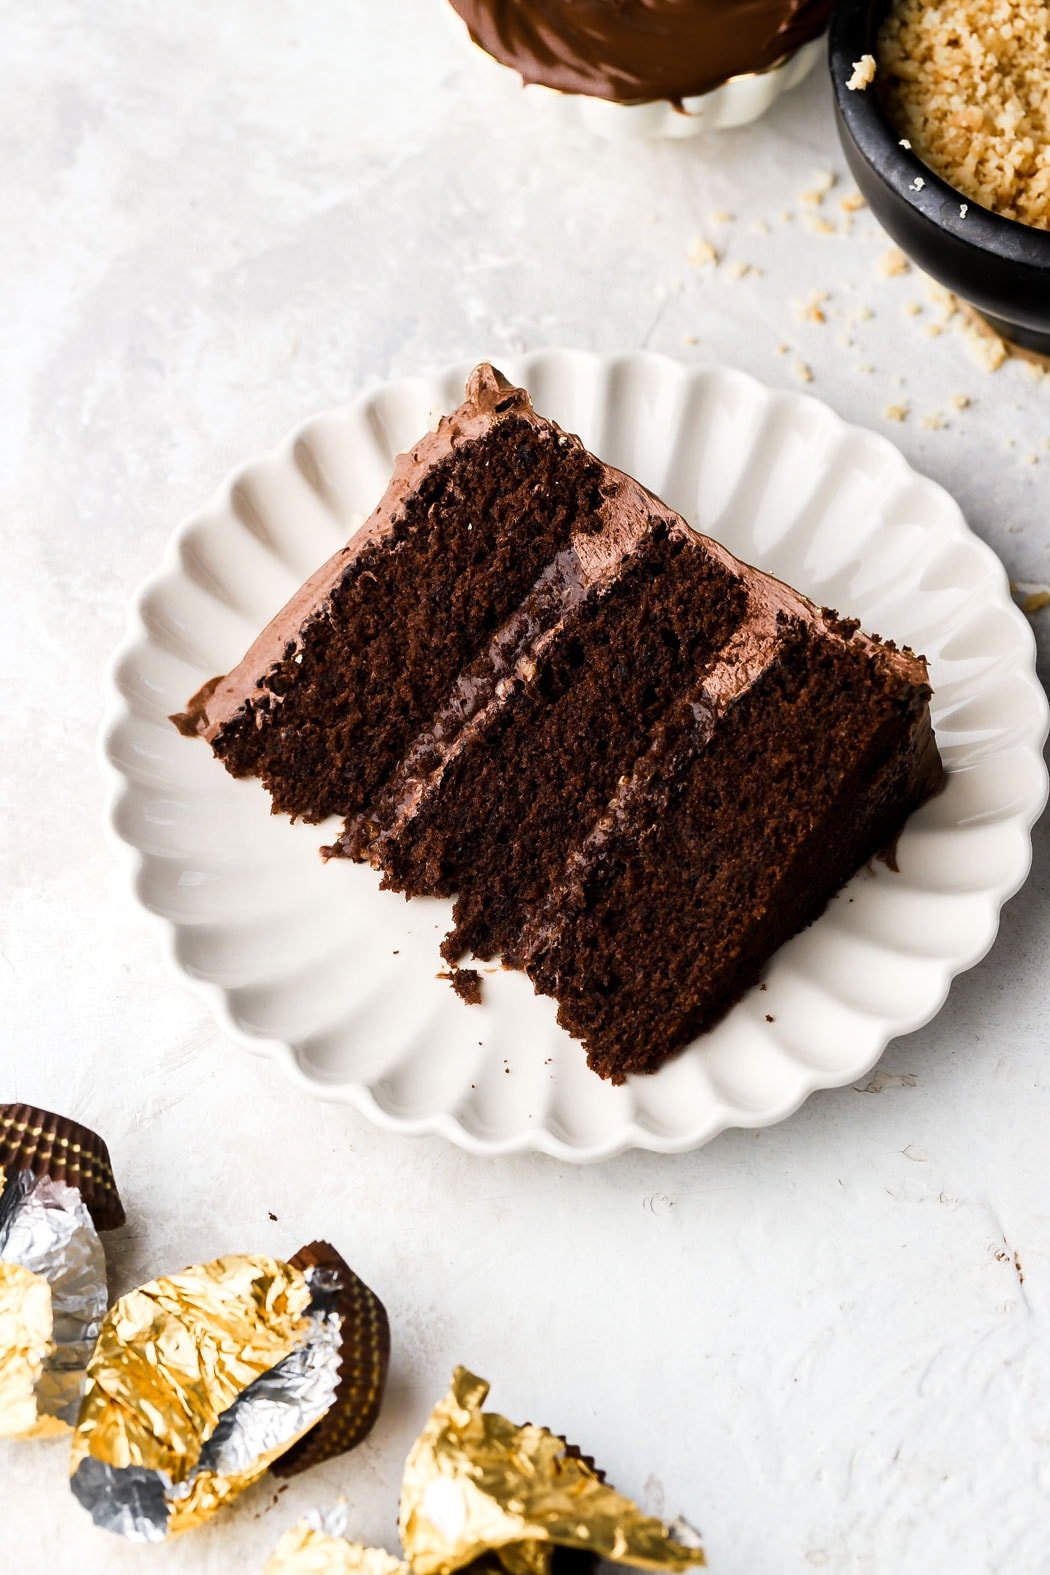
[70, 1254, 338, 1539]
[0, 1259, 67, 1440]
[400, 1369, 705, 1575]
[265, 1524, 409, 1575]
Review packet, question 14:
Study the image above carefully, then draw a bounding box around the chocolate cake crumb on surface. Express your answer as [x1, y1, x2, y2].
[176, 364, 943, 1082]
[438, 967, 484, 1006]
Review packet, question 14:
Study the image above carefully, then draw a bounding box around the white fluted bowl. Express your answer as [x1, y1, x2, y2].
[100, 351, 1048, 1160]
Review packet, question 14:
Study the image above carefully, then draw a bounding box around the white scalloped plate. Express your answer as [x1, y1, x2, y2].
[100, 352, 1048, 1160]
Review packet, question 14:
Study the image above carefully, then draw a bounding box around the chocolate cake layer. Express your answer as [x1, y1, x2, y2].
[518, 601, 941, 1080]
[173, 368, 608, 826]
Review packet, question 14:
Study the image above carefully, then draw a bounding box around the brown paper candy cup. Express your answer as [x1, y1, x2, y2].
[0, 1104, 124, 1231]
[272, 1240, 390, 1477]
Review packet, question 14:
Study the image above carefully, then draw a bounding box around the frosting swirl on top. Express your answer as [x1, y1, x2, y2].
[448, 0, 833, 103]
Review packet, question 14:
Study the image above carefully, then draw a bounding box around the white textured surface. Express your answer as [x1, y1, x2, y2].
[101, 351, 1046, 1158]
[3, 2, 1050, 1571]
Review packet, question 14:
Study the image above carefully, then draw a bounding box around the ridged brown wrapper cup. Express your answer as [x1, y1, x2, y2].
[0, 1104, 124, 1231]
[272, 1240, 390, 1477]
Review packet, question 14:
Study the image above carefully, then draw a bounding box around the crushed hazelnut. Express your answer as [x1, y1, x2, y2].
[847, 54, 877, 90]
[688, 236, 718, 267]
[879, 247, 910, 277]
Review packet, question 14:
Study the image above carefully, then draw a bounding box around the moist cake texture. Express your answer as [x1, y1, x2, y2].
[176, 364, 943, 1082]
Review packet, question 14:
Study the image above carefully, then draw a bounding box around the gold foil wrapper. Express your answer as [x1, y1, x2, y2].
[266, 1524, 408, 1575]
[0, 1259, 68, 1440]
[70, 1253, 342, 1539]
[400, 1369, 705, 1575]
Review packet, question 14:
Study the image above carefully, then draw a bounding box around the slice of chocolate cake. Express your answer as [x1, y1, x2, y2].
[176, 364, 942, 1082]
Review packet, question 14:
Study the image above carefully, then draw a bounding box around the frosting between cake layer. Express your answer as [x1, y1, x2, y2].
[339, 492, 683, 863]
[447, 0, 834, 103]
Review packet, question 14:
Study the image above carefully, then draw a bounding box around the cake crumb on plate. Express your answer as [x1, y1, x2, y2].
[437, 968, 483, 1005]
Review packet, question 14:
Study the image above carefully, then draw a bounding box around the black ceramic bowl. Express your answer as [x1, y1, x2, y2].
[829, 0, 1050, 355]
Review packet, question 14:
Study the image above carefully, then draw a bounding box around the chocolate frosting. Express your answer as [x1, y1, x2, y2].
[447, 0, 834, 103]
[172, 367, 549, 744]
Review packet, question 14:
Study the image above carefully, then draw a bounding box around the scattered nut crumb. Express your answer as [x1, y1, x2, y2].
[802, 212, 837, 236]
[920, 410, 946, 430]
[847, 54, 876, 91]
[801, 169, 837, 204]
[1023, 452, 1040, 465]
[884, 402, 910, 422]
[684, 334, 699, 346]
[950, 393, 971, 409]
[879, 247, 910, 277]
[794, 358, 813, 384]
[794, 290, 829, 324]
[840, 190, 867, 213]
[750, 217, 771, 235]
[962, 314, 1009, 371]
[1013, 581, 1050, 614]
[726, 259, 753, 280]
[856, 363, 875, 375]
[688, 236, 718, 267]
[903, 300, 922, 316]
[710, 209, 735, 224]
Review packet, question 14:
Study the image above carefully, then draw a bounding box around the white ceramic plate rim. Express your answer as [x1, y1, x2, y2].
[99, 351, 1049, 1161]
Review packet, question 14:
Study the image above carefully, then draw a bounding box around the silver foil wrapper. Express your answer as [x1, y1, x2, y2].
[0, 1169, 108, 1434]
